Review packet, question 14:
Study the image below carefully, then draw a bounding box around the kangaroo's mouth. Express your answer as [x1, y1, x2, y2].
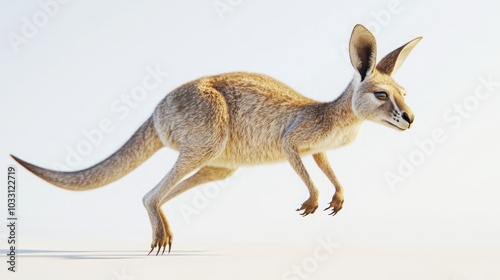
[383, 120, 407, 131]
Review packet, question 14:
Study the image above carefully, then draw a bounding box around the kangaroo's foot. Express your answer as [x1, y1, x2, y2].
[324, 192, 344, 216]
[296, 196, 319, 216]
[147, 209, 173, 255]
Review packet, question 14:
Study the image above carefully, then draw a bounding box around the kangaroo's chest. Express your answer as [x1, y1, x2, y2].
[304, 123, 362, 154]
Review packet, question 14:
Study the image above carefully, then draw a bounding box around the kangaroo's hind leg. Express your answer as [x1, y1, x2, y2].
[150, 166, 236, 252]
[144, 80, 231, 255]
[142, 149, 224, 255]
[161, 166, 237, 204]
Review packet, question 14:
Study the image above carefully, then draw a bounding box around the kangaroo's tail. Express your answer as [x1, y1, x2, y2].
[10, 116, 163, 191]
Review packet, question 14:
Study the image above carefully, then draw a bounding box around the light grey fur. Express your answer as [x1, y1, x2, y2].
[11, 25, 421, 255]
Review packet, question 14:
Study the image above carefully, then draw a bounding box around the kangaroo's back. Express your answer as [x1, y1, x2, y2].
[152, 72, 321, 165]
[213, 72, 316, 105]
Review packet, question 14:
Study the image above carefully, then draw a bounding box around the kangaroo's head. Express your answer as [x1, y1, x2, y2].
[349, 24, 421, 131]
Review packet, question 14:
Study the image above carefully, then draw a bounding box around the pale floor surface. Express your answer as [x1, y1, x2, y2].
[1, 242, 499, 280]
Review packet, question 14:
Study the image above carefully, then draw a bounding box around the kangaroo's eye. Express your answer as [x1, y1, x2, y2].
[374, 92, 388, 100]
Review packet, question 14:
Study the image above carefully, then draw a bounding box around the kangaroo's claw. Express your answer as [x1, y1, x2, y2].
[147, 225, 173, 256]
[148, 239, 172, 256]
[324, 193, 344, 216]
[296, 197, 319, 216]
[148, 246, 155, 256]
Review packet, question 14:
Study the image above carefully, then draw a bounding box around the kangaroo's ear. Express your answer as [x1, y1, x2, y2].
[349, 24, 377, 82]
[376, 37, 422, 75]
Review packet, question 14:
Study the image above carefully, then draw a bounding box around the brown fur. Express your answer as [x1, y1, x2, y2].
[10, 25, 421, 254]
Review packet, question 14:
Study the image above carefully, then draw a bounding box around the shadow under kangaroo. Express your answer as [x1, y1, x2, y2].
[11, 24, 421, 255]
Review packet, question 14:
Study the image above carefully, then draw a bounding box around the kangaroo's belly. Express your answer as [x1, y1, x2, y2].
[209, 130, 287, 167]
[208, 122, 361, 168]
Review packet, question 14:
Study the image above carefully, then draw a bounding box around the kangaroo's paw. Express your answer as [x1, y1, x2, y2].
[324, 192, 344, 216]
[148, 221, 173, 256]
[296, 196, 319, 216]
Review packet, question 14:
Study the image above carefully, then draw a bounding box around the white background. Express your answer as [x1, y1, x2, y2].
[1, 0, 500, 279]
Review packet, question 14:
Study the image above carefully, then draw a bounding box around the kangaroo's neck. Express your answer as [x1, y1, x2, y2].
[303, 81, 362, 153]
[307, 79, 363, 152]
[326, 79, 361, 127]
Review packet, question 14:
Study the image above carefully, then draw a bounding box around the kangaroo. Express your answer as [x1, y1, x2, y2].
[11, 24, 421, 255]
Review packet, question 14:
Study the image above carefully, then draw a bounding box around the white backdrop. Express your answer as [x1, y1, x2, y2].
[1, 0, 500, 279]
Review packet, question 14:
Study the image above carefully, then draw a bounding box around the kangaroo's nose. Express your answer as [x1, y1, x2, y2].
[402, 112, 414, 126]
